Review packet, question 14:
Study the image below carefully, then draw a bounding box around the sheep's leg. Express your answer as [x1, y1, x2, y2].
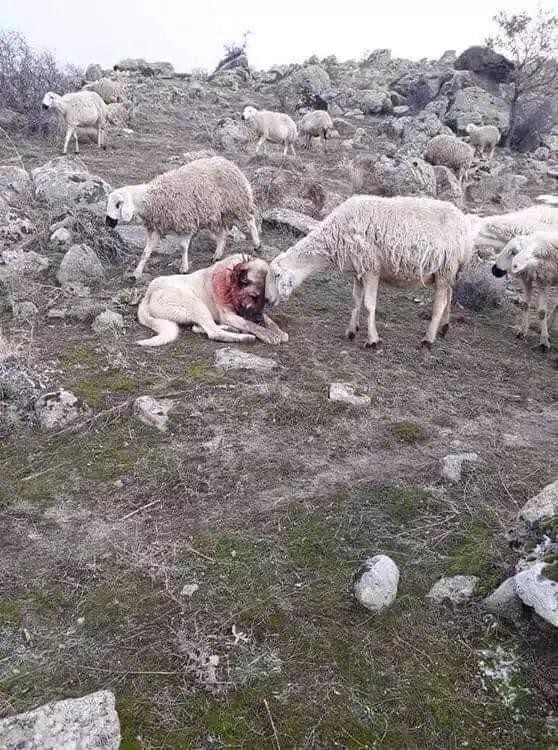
[345, 277, 364, 340]
[323, 131, 328, 153]
[362, 272, 381, 349]
[537, 290, 551, 352]
[517, 278, 533, 338]
[132, 230, 160, 280]
[439, 287, 453, 338]
[247, 216, 261, 250]
[179, 234, 193, 273]
[256, 136, 266, 155]
[63, 126, 72, 155]
[283, 141, 288, 157]
[422, 284, 450, 348]
[212, 229, 228, 262]
[72, 128, 79, 154]
[290, 143, 296, 156]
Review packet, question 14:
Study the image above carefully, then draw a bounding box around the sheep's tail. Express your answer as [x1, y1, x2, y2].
[536, 195, 558, 206]
[137, 293, 180, 347]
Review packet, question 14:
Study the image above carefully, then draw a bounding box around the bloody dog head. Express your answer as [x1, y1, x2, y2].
[213, 258, 268, 323]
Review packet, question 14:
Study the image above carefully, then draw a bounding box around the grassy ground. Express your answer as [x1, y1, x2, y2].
[0, 75, 557, 748]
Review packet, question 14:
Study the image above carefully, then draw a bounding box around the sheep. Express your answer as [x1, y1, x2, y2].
[299, 109, 334, 151]
[465, 123, 500, 161]
[424, 134, 474, 185]
[475, 204, 558, 251]
[267, 195, 478, 349]
[42, 91, 108, 154]
[492, 231, 558, 351]
[81, 77, 124, 104]
[105, 156, 261, 280]
[241, 106, 297, 156]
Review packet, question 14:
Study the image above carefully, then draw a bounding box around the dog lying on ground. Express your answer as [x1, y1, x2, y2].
[137, 254, 289, 346]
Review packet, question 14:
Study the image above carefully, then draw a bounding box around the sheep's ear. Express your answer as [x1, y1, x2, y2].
[121, 192, 134, 222]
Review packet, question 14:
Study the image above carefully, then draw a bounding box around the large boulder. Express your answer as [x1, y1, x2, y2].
[385, 111, 450, 154]
[31, 157, 111, 208]
[455, 46, 515, 84]
[351, 154, 436, 197]
[34, 389, 92, 431]
[433, 165, 463, 206]
[355, 89, 393, 115]
[279, 64, 332, 107]
[212, 117, 249, 151]
[57, 244, 104, 287]
[0, 690, 120, 749]
[515, 563, 558, 628]
[392, 70, 449, 108]
[445, 87, 510, 134]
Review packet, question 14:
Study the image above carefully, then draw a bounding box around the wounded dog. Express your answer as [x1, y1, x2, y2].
[137, 254, 288, 346]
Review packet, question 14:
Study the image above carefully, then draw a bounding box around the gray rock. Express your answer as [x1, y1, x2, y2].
[441, 452, 478, 482]
[133, 395, 173, 432]
[57, 244, 104, 287]
[519, 479, 558, 526]
[49, 227, 72, 245]
[0, 211, 35, 244]
[12, 301, 39, 321]
[212, 117, 249, 151]
[352, 154, 436, 197]
[31, 157, 111, 208]
[353, 555, 399, 612]
[515, 563, 558, 627]
[393, 105, 410, 116]
[534, 146, 551, 161]
[365, 49, 391, 67]
[427, 575, 478, 604]
[433, 165, 463, 205]
[0, 690, 120, 749]
[445, 87, 510, 134]
[92, 310, 125, 335]
[106, 102, 131, 127]
[34, 389, 92, 431]
[483, 577, 524, 621]
[84, 63, 103, 80]
[328, 382, 370, 407]
[454, 46, 515, 84]
[356, 89, 393, 115]
[262, 207, 318, 236]
[281, 64, 331, 101]
[215, 348, 278, 373]
[0, 166, 32, 204]
[0, 248, 50, 277]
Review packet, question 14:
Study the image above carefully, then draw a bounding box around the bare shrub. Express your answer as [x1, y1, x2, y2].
[0, 29, 80, 133]
[454, 263, 505, 311]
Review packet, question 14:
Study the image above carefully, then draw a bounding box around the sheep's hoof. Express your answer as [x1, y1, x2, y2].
[539, 343, 551, 353]
[364, 340, 381, 351]
[515, 330, 526, 340]
[420, 339, 433, 350]
[439, 323, 449, 338]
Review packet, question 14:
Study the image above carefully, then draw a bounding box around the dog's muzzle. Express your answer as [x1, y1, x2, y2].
[105, 216, 118, 228]
[491, 265, 507, 278]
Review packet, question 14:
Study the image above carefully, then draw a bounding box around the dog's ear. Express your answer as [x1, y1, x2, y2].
[233, 263, 250, 287]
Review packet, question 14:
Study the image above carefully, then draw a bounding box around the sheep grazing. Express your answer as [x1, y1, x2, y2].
[465, 123, 500, 161]
[242, 106, 297, 156]
[267, 195, 478, 349]
[42, 91, 108, 155]
[475, 204, 558, 251]
[82, 77, 124, 104]
[105, 156, 261, 280]
[424, 134, 474, 185]
[492, 231, 558, 351]
[299, 109, 334, 151]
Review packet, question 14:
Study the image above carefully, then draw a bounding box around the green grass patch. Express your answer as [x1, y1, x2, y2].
[388, 419, 428, 444]
[69, 372, 141, 409]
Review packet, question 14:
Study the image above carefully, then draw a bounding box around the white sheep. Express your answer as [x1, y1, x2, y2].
[424, 134, 474, 185]
[475, 204, 558, 251]
[105, 156, 260, 280]
[81, 77, 124, 104]
[267, 195, 478, 348]
[42, 91, 108, 154]
[465, 123, 500, 161]
[492, 231, 558, 351]
[299, 109, 334, 151]
[242, 106, 297, 156]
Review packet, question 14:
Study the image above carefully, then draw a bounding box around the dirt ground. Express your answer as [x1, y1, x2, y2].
[0, 75, 557, 749]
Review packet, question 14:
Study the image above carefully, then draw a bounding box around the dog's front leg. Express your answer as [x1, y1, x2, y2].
[263, 314, 288, 343]
[220, 311, 285, 345]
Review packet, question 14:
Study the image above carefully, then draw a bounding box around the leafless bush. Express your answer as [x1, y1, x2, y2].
[454, 263, 505, 311]
[0, 29, 80, 133]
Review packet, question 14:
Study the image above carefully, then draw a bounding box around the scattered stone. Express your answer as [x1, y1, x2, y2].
[92, 310, 125, 335]
[34, 389, 92, 431]
[49, 226, 72, 245]
[31, 157, 111, 208]
[353, 555, 399, 612]
[483, 577, 524, 622]
[440, 452, 478, 482]
[215, 347, 278, 373]
[133, 395, 173, 432]
[0, 690, 120, 749]
[57, 244, 104, 287]
[12, 301, 39, 321]
[328, 382, 370, 407]
[519, 478, 558, 526]
[262, 207, 319, 236]
[515, 563, 558, 627]
[0, 165, 32, 204]
[427, 575, 478, 604]
[180, 583, 200, 598]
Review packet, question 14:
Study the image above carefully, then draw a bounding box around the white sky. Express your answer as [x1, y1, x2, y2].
[2, 1, 554, 72]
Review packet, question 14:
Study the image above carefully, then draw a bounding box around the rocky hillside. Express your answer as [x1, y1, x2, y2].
[0, 48, 557, 749]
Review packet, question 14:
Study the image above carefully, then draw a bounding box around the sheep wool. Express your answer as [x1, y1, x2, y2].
[465, 124, 500, 159]
[299, 109, 334, 148]
[476, 205, 558, 250]
[425, 134, 474, 182]
[82, 77, 124, 104]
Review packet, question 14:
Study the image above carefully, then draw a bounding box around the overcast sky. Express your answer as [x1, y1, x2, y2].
[2, 1, 554, 72]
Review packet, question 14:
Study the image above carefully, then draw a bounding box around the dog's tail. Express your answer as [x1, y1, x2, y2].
[137, 292, 180, 347]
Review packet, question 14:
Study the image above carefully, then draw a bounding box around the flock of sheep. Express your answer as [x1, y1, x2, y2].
[40, 79, 558, 354]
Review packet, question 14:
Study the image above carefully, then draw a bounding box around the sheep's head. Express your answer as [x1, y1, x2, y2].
[491, 236, 526, 277]
[41, 92, 57, 110]
[242, 106, 258, 123]
[106, 189, 135, 227]
[268, 254, 297, 304]
[511, 246, 538, 275]
[465, 124, 477, 135]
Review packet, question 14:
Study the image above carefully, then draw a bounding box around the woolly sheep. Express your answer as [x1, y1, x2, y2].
[105, 156, 260, 280]
[424, 134, 474, 185]
[299, 109, 334, 151]
[492, 231, 558, 351]
[242, 106, 297, 156]
[82, 77, 124, 104]
[465, 123, 500, 161]
[475, 204, 558, 251]
[267, 195, 478, 348]
[42, 90, 108, 155]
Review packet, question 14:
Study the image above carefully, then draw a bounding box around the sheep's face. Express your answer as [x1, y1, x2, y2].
[106, 190, 134, 227]
[511, 247, 537, 275]
[465, 124, 476, 135]
[491, 237, 524, 277]
[242, 106, 257, 123]
[41, 92, 56, 110]
[269, 257, 296, 303]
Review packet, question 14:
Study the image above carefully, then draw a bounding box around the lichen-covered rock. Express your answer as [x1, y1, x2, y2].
[441, 452, 478, 482]
[445, 87, 510, 134]
[31, 157, 111, 208]
[212, 117, 249, 151]
[483, 577, 524, 622]
[353, 555, 399, 612]
[515, 563, 558, 628]
[0, 165, 33, 204]
[92, 310, 125, 335]
[427, 575, 478, 604]
[454, 46, 515, 84]
[34, 389, 92, 431]
[0, 247, 50, 278]
[0, 211, 35, 244]
[328, 383, 370, 407]
[519, 478, 558, 526]
[356, 89, 393, 115]
[433, 165, 463, 205]
[0, 690, 120, 749]
[49, 227, 72, 246]
[215, 348, 278, 373]
[262, 207, 318, 236]
[57, 244, 104, 287]
[133, 395, 174, 432]
[351, 154, 436, 197]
